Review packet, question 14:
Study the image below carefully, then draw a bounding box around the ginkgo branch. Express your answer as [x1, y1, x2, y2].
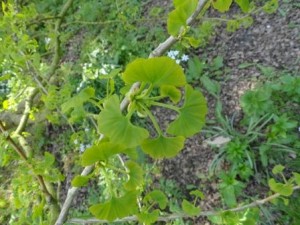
[55, 1, 209, 224]
[67, 185, 300, 224]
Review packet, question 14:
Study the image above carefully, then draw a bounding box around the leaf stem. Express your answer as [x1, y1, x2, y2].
[150, 101, 180, 113]
[139, 103, 162, 136]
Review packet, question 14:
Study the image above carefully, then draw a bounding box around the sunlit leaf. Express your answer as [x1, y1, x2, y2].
[71, 175, 89, 187]
[235, 0, 250, 13]
[144, 190, 168, 210]
[124, 161, 144, 191]
[81, 142, 124, 166]
[167, 0, 198, 36]
[98, 95, 149, 147]
[137, 209, 160, 225]
[272, 164, 285, 175]
[268, 179, 293, 196]
[212, 0, 233, 13]
[167, 85, 207, 137]
[182, 199, 200, 216]
[190, 190, 205, 200]
[123, 57, 186, 87]
[293, 172, 300, 185]
[160, 85, 181, 103]
[141, 135, 185, 159]
[89, 192, 138, 221]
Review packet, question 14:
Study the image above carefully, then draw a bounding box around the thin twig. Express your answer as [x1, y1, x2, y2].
[68, 186, 300, 224]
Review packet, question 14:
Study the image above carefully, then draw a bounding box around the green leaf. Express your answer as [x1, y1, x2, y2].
[89, 192, 138, 221]
[62, 87, 94, 113]
[81, 142, 124, 166]
[200, 75, 220, 96]
[226, 19, 240, 32]
[160, 85, 181, 103]
[141, 135, 185, 159]
[182, 199, 200, 216]
[235, 0, 250, 13]
[98, 95, 149, 147]
[293, 173, 300, 185]
[212, 0, 233, 13]
[221, 185, 237, 207]
[122, 57, 186, 87]
[272, 164, 285, 175]
[167, 85, 207, 137]
[167, 0, 198, 36]
[144, 190, 168, 210]
[263, 0, 278, 14]
[61, 87, 95, 122]
[268, 179, 293, 196]
[71, 175, 89, 187]
[137, 209, 160, 225]
[124, 161, 144, 191]
[190, 190, 205, 200]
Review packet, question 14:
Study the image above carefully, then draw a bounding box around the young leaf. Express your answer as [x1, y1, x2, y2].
[235, 0, 250, 13]
[167, 0, 198, 36]
[272, 164, 285, 175]
[268, 179, 293, 196]
[124, 161, 144, 191]
[212, 0, 233, 13]
[144, 190, 168, 210]
[98, 95, 149, 147]
[89, 192, 138, 221]
[292, 173, 300, 185]
[141, 135, 185, 159]
[160, 85, 181, 104]
[137, 209, 160, 225]
[71, 175, 89, 187]
[81, 142, 124, 166]
[182, 199, 200, 216]
[190, 190, 205, 200]
[167, 85, 207, 137]
[263, 0, 278, 14]
[122, 57, 186, 87]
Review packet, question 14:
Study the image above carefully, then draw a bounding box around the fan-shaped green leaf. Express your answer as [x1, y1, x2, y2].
[137, 209, 160, 225]
[182, 199, 200, 216]
[293, 173, 300, 185]
[212, 0, 233, 12]
[141, 135, 185, 159]
[122, 57, 186, 87]
[235, 0, 250, 13]
[167, 0, 198, 36]
[89, 192, 138, 221]
[98, 95, 149, 147]
[71, 175, 89, 187]
[167, 85, 207, 137]
[81, 142, 124, 166]
[144, 190, 168, 210]
[190, 190, 205, 200]
[160, 85, 181, 103]
[272, 164, 285, 175]
[124, 161, 144, 191]
[268, 179, 293, 196]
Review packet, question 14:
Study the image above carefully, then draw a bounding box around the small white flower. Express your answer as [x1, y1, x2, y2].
[181, 54, 189, 62]
[167, 50, 179, 59]
[90, 48, 100, 58]
[74, 139, 79, 145]
[175, 59, 181, 64]
[45, 37, 51, 45]
[298, 127, 300, 132]
[79, 144, 85, 153]
[85, 128, 90, 132]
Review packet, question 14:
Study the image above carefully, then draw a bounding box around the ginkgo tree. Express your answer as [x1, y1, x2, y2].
[0, 0, 298, 225]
